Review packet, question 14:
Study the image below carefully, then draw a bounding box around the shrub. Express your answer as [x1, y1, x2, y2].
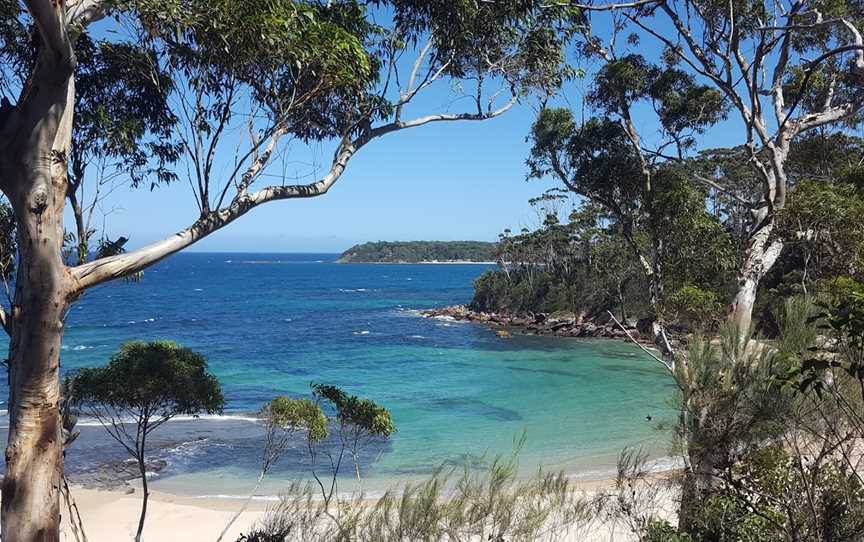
[236, 451, 589, 542]
[665, 286, 722, 330]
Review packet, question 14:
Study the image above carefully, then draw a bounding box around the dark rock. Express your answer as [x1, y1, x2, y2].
[637, 318, 654, 335]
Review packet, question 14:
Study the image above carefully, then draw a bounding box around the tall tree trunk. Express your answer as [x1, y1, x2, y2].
[2, 150, 72, 542]
[729, 217, 784, 335]
[1, 57, 75, 540]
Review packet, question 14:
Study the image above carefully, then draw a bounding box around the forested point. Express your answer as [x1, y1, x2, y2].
[471, 134, 864, 336]
[337, 241, 497, 263]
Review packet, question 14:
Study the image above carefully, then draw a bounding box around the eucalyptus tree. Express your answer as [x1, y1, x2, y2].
[566, 0, 864, 335]
[0, 1, 570, 538]
[527, 109, 731, 352]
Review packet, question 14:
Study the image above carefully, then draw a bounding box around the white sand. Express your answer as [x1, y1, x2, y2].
[61, 487, 267, 542]
[57, 477, 677, 542]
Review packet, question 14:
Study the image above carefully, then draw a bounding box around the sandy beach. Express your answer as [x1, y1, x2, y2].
[60, 487, 269, 541]
[55, 476, 677, 542]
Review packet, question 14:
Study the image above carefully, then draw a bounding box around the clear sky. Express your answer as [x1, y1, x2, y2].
[90, 99, 561, 254]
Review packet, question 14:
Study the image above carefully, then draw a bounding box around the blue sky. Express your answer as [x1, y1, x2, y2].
[91, 99, 560, 253]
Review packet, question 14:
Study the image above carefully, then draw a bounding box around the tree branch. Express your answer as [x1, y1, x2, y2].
[607, 311, 673, 373]
[693, 174, 751, 206]
[0, 304, 11, 337]
[66, 0, 108, 27]
[25, 0, 73, 63]
[70, 99, 518, 291]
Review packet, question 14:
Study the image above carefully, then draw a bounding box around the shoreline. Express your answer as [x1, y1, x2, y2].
[337, 260, 498, 264]
[420, 304, 676, 351]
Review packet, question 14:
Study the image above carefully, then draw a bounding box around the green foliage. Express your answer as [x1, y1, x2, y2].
[0, 0, 29, 92]
[648, 68, 727, 137]
[0, 199, 16, 280]
[264, 396, 328, 444]
[67, 340, 224, 419]
[71, 34, 180, 190]
[643, 519, 693, 542]
[678, 446, 864, 542]
[237, 448, 588, 542]
[311, 383, 395, 438]
[589, 54, 656, 114]
[588, 55, 727, 147]
[338, 241, 496, 263]
[777, 179, 864, 283]
[648, 167, 736, 294]
[528, 113, 643, 211]
[666, 287, 723, 330]
[388, 0, 573, 94]
[129, 0, 381, 139]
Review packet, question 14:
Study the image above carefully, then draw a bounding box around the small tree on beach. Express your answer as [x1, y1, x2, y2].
[66, 341, 224, 542]
[311, 383, 396, 484]
[217, 396, 328, 542]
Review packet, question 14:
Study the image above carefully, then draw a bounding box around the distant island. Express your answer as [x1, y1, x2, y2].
[338, 241, 497, 263]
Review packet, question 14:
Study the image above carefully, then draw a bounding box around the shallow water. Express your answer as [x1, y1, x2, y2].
[0, 253, 676, 496]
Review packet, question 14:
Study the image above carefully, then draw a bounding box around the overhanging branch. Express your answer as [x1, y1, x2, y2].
[69, 97, 519, 291]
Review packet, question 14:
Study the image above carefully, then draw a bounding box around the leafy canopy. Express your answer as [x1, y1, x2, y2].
[67, 340, 224, 419]
[264, 395, 328, 444]
[312, 383, 395, 438]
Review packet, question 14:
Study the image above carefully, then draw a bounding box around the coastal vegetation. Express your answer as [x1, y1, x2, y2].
[218, 386, 394, 542]
[1, 0, 864, 540]
[65, 341, 224, 542]
[337, 241, 496, 263]
[472, 132, 864, 335]
[237, 445, 590, 542]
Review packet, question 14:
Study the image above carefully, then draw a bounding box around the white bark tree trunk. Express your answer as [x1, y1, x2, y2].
[2, 122, 73, 542]
[0, 17, 75, 536]
[729, 217, 784, 335]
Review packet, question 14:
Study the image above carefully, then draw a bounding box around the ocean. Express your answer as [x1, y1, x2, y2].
[0, 253, 676, 497]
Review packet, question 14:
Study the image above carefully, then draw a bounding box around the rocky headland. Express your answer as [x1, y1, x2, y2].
[420, 305, 672, 348]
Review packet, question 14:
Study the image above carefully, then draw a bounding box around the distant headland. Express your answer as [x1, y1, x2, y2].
[337, 241, 497, 263]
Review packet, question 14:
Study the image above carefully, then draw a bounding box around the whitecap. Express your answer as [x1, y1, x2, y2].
[72, 345, 93, 351]
[353, 330, 371, 336]
[408, 335, 426, 340]
[128, 318, 156, 325]
[194, 288, 203, 292]
[75, 413, 262, 427]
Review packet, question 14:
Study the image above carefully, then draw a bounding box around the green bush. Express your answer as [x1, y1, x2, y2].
[666, 286, 722, 330]
[643, 519, 693, 542]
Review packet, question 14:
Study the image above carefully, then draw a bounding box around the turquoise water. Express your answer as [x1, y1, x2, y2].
[0, 253, 676, 496]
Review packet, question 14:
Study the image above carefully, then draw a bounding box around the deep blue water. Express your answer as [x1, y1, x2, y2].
[0, 253, 675, 496]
